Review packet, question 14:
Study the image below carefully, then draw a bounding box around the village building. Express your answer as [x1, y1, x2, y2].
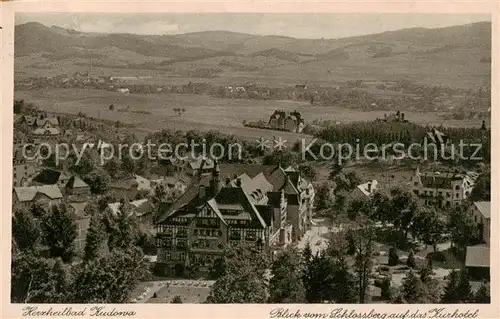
[470, 201, 490, 246]
[65, 176, 91, 196]
[268, 110, 305, 133]
[186, 157, 215, 176]
[106, 198, 155, 224]
[155, 161, 314, 272]
[410, 167, 475, 207]
[12, 147, 40, 187]
[348, 180, 378, 201]
[31, 168, 72, 190]
[67, 200, 91, 252]
[376, 110, 408, 123]
[108, 174, 151, 200]
[13, 185, 63, 208]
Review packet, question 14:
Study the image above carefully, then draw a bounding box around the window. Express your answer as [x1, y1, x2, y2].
[456, 193, 459, 199]
[194, 229, 198, 236]
[455, 185, 460, 190]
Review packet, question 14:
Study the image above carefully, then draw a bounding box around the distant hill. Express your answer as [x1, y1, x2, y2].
[14, 21, 491, 88]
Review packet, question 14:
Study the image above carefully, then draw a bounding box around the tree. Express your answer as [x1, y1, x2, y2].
[448, 202, 478, 253]
[352, 224, 375, 303]
[398, 270, 427, 303]
[269, 248, 306, 303]
[389, 187, 420, 240]
[455, 268, 473, 303]
[347, 198, 368, 220]
[470, 168, 490, 201]
[441, 269, 460, 303]
[171, 295, 183, 303]
[206, 245, 269, 303]
[71, 247, 149, 303]
[106, 201, 139, 251]
[40, 204, 77, 262]
[11, 252, 70, 303]
[315, 183, 334, 211]
[380, 277, 392, 300]
[333, 194, 346, 216]
[12, 208, 40, 251]
[333, 171, 361, 195]
[298, 163, 316, 181]
[84, 213, 106, 261]
[302, 253, 338, 303]
[407, 250, 416, 268]
[472, 282, 490, 303]
[412, 208, 445, 252]
[30, 202, 47, 218]
[83, 169, 111, 194]
[419, 263, 434, 283]
[388, 247, 400, 266]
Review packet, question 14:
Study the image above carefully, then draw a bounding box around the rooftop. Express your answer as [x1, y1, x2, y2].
[474, 201, 490, 219]
[465, 245, 490, 268]
[14, 185, 63, 202]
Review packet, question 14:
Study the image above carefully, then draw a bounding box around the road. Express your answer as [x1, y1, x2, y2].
[296, 218, 335, 255]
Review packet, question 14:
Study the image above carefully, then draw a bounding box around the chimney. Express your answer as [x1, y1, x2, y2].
[367, 182, 372, 193]
[225, 176, 231, 185]
[199, 185, 206, 198]
[236, 178, 242, 187]
[401, 113, 405, 121]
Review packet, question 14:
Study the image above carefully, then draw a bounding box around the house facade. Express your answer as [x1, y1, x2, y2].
[470, 201, 490, 246]
[155, 161, 314, 271]
[13, 185, 63, 208]
[410, 167, 475, 207]
[268, 110, 305, 133]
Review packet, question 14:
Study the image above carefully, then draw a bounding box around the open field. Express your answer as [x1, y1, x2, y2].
[16, 88, 486, 143]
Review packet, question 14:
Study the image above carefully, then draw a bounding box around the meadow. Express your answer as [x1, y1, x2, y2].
[15, 88, 485, 142]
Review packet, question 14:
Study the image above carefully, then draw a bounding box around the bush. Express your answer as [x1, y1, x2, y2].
[380, 277, 392, 300]
[407, 250, 416, 268]
[388, 247, 400, 266]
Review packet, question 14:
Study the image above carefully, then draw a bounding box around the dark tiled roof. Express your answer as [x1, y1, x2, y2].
[156, 163, 310, 225]
[32, 169, 69, 185]
[66, 176, 88, 189]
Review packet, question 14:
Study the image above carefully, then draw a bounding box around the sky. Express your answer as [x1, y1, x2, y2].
[15, 13, 491, 39]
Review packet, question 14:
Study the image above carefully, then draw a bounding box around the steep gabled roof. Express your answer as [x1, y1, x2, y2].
[32, 169, 69, 185]
[14, 185, 63, 202]
[474, 201, 491, 219]
[66, 176, 88, 189]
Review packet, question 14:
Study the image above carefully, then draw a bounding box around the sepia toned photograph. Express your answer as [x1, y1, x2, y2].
[10, 12, 491, 306]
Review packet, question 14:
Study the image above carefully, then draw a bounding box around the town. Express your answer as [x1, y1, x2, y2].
[10, 14, 491, 305]
[11, 97, 491, 304]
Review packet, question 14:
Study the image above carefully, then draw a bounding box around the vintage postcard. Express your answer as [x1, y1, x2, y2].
[1, 1, 498, 318]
